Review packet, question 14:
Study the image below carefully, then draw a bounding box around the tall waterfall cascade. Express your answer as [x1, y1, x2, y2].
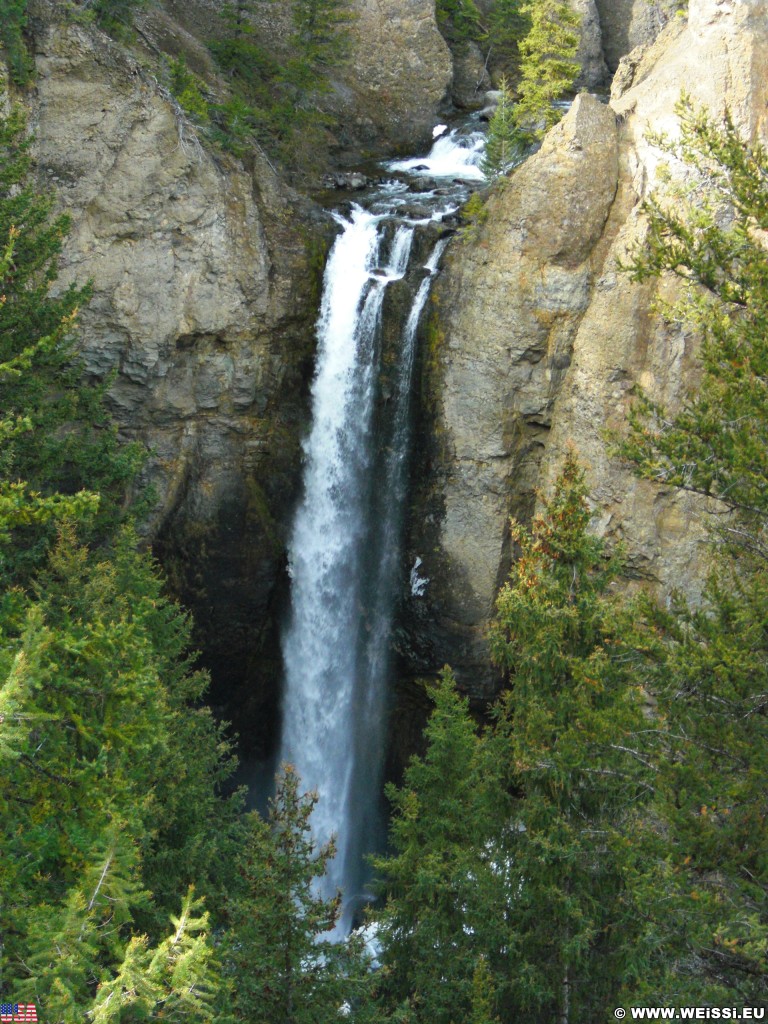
[279, 125, 486, 935]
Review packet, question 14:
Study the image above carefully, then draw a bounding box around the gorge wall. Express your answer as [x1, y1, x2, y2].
[21, 5, 326, 750]
[8, 0, 766, 761]
[14, 0, 456, 758]
[403, 0, 768, 704]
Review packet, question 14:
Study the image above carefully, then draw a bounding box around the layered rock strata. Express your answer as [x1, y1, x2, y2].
[26, 17, 326, 752]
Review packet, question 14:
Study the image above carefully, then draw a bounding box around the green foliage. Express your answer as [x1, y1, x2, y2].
[205, 0, 352, 170]
[619, 97, 768, 533]
[90, 889, 221, 1023]
[0, 100, 242, 1013]
[623, 567, 768, 1004]
[372, 670, 511, 1024]
[458, 190, 489, 242]
[0, 0, 33, 86]
[514, 0, 580, 139]
[488, 451, 653, 1019]
[0, 100, 142, 584]
[0, 528, 241, 1000]
[489, 0, 530, 70]
[481, 76, 524, 177]
[436, 0, 485, 46]
[292, 0, 354, 69]
[90, 0, 147, 39]
[223, 765, 371, 1023]
[168, 57, 211, 126]
[616, 98, 768, 1004]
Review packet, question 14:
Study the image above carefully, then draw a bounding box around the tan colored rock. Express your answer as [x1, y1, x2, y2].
[25, 17, 325, 745]
[342, 0, 452, 151]
[409, 0, 768, 695]
[407, 95, 618, 694]
[543, 0, 768, 583]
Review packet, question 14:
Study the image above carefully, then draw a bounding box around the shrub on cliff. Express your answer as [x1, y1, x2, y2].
[514, 0, 581, 138]
[616, 97, 768, 1004]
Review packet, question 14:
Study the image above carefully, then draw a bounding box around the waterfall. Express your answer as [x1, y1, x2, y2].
[279, 207, 419, 931]
[278, 121, 484, 936]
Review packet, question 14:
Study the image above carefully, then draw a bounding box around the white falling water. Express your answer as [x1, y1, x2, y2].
[279, 208, 416, 932]
[279, 123, 482, 937]
[387, 127, 486, 180]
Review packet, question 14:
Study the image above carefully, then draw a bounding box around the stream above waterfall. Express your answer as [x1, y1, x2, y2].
[277, 120, 487, 936]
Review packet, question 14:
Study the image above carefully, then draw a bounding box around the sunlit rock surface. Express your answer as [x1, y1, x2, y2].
[405, 0, 768, 698]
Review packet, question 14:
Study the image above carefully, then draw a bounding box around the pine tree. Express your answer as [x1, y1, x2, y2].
[0, 526, 241, 1003]
[372, 671, 511, 1024]
[91, 0, 147, 39]
[291, 0, 353, 70]
[223, 764, 371, 1023]
[435, 0, 485, 47]
[0, 0, 33, 85]
[616, 98, 768, 1004]
[619, 98, 768, 531]
[90, 889, 222, 1023]
[488, 452, 653, 1021]
[489, 0, 530, 71]
[481, 76, 524, 177]
[514, 0, 580, 139]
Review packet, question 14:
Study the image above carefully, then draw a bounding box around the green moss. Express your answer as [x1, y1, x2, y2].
[245, 476, 281, 552]
[458, 191, 489, 243]
[302, 230, 331, 312]
[421, 301, 447, 417]
[168, 56, 210, 126]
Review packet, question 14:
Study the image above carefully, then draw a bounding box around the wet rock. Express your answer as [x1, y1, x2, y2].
[322, 171, 372, 190]
[451, 40, 492, 110]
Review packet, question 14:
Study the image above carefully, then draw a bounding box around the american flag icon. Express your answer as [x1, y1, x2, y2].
[0, 1006, 37, 1022]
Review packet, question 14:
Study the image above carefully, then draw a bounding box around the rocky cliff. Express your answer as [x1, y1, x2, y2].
[9, 0, 456, 760]
[9, 0, 762, 750]
[404, 0, 768, 701]
[19, 9, 327, 753]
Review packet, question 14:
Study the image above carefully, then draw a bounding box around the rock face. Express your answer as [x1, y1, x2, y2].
[138, 0, 450, 159]
[26, 15, 326, 754]
[337, 0, 453, 153]
[595, 0, 678, 72]
[451, 40, 492, 110]
[571, 0, 610, 89]
[405, 0, 768, 700]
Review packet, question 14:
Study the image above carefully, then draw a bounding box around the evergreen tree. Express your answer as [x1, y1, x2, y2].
[291, 0, 353, 71]
[0, 527, 241, 1005]
[0, 104, 241, 996]
[0, 0, 33, 85]
[514, 0, 580, 139]
[620, 98, 768, 531]
[488, 452, 653, 1021]
[435, 0, 485, 47]
[489, 0, 530, 72]
[90, 0, 147, 39]
[90, 889, 222, 1023]
[481, 76, 524, 177]
[0, 100, 142, 585]
[223, 764, 371, 1023]
[372, 671, 512, 1024]
[616, 98, 768, 1003]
